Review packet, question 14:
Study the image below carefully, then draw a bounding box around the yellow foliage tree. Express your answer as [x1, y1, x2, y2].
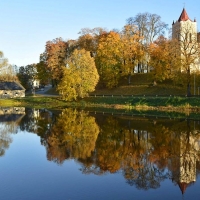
[57, 49, 99, 101]
[96, 31, 122, 88]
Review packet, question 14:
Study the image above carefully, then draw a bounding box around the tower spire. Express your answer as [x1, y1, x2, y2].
[178, 8, 190, 22]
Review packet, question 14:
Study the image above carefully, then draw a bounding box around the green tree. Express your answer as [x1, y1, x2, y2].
[57, 49, 99, 101]
[17, 64, 37, 89]
[36, 61, 50, 86]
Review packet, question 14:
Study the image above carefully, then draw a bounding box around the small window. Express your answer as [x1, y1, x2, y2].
[185, 33, 188, 42]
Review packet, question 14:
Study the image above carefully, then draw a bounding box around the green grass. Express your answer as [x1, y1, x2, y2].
[92, 74, 188, 95]
[1, 74, 200, 113]
[42, 74, 195, 96]
[91, 85, 186, 95]
[0, 95, 200, 118]
[83, 96, 200, 112]
[92, 73, 200, 96]
[0, 96, 66, 109]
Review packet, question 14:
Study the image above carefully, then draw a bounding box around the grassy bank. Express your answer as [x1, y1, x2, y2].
[0, 95, 200, 113]
[0, 96, 66, 109]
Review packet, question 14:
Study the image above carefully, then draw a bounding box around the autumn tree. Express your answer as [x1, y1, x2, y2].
[127, 13, 168, 72]
[57, 49, 99, 100]
[96, 31, 122, 88]
[44, 38, 68, 87]
[120, 25, 144, 83]
[66, 39, 78, 57]
[77, 27, 107, 57]
[77, 33, 96, 57]
[149, 36, 181, 84]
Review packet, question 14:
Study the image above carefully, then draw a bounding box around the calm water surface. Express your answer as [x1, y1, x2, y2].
[0, 107, 200, 200]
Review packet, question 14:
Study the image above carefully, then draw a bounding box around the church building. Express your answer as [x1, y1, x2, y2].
[172, 8, 200, 72]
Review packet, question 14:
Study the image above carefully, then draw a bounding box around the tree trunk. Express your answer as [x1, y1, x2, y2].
[187, 83, 191, 97]
[128, 72, 131, 85]
[187, 69, 191, 97]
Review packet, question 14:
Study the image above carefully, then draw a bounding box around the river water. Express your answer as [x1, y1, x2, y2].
[0, 107, 200, 200]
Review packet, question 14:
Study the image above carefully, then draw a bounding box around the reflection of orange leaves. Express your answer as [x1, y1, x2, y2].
[148, 125, 174, 169]
[98, 154, 121, 173]
[95, 118, 149, 174]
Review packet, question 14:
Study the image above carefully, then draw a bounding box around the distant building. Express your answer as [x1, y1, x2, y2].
[0, 82, 25, 98]
[29, 79, 40, 89]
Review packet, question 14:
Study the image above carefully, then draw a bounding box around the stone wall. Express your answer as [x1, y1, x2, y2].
[0, 90, 25, 98]
[0, 107, 25, 115]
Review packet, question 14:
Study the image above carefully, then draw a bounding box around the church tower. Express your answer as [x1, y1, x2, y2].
[172, 8, 197, 42]
[172, 8, 200, 73]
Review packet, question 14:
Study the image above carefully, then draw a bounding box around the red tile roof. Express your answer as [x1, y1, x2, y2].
[178, 8, 191, 22]
[178, 182, 188, 194]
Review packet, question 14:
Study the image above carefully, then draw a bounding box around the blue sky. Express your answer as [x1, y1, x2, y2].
[0, 0, 200, 66]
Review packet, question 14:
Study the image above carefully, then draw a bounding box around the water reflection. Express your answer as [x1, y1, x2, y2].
[47, 108, 100, 164]
[0, 107, 25, 156]
[20, 108, 200, 194]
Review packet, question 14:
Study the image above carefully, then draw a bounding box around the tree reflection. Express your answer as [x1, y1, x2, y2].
[0, 107, 25, 156]
[46, 108, 100, 164]
[93, 116, 167, 189]
[20, 108, 54, 146]
[0, 123, 13, 156]
[20, 107, 200, 193]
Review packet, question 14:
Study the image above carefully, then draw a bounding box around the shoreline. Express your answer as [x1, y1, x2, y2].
[0, 95, 199, 112]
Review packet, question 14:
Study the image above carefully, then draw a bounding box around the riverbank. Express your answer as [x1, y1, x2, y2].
[0, 95, 200, 112]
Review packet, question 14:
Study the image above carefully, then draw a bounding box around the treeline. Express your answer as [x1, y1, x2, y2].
[17, 12, 200, 98]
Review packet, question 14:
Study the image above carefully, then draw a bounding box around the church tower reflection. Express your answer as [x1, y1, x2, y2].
[171, 126, 200, 194]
